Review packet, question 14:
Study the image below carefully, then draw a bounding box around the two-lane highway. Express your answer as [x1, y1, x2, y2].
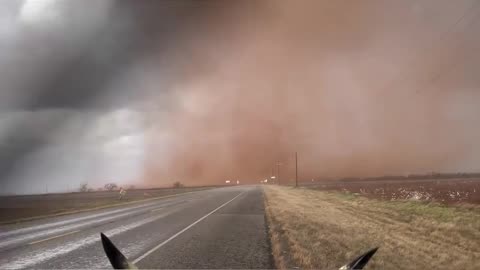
[0, 186, 272, 269]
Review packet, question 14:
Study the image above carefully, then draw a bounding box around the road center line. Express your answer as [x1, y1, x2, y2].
[28, 230, 81, 245]
[132, 191, 245, 264]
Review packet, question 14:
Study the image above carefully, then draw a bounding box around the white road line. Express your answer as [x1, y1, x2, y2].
[0, 201, 160, 239]
[0, 190, 202, 239]
[1, 214, 170, 270]
[150, 208, 164, 213]
[132, 191, 245, 264]
[0, 202, 169, 249]
[28, 230, 81, 245]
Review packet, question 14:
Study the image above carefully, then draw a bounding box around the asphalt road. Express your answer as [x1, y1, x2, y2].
[0, 186, 272, 269]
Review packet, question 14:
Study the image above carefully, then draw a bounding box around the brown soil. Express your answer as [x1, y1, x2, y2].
[0, 187, 213, 223]
[307, 178, 480, 204]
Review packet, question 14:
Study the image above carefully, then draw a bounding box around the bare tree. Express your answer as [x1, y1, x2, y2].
[79, 183, 89, 192]
[104, 183, 118, 191]
[173, 181, 184, 189]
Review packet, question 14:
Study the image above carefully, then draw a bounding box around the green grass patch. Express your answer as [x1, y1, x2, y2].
[331, 191, 359, 201]
[328, 190, 480, 224]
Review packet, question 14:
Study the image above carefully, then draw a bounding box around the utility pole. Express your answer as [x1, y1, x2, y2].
[271, 167, 275, 184]
[276, 162, 281, 185]
[295, 152, 298, 187]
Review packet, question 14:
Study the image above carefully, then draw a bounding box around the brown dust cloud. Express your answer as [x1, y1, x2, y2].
[141, 0, 480, 186]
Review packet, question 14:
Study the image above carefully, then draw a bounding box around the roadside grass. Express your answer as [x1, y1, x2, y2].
[264, 185, 480, 270]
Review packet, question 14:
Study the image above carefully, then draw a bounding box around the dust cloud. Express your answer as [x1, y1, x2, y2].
[142, 0, 480, 186]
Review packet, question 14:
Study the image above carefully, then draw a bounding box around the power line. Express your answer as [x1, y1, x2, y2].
[379, 0, 480, 93]
[414, 5, 480, 93]
[295, 152, 298, 188]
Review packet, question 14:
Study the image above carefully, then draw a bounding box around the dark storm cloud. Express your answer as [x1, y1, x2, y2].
[2, 1, 155, 111]
[1, 0, 242, 111]
[0, 0, 244, 193]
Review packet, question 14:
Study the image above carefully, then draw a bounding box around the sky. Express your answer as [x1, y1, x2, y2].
[0, 0, 479, 194]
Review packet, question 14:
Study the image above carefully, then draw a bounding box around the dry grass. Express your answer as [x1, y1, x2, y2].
[264, 185, 480, 270]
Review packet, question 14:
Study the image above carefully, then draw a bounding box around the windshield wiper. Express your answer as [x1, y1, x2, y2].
[101, 233, 378, 270]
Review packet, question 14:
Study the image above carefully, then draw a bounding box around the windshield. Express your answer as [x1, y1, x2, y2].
[0, 1, 478, 270]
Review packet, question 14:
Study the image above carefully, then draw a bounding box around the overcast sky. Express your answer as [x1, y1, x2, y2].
[1, 0, 479, 194]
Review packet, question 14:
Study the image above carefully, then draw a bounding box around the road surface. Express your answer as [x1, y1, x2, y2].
[0, 186, 272, 269]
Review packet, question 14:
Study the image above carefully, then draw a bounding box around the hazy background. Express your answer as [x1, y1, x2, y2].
[1, 0, 479, 194]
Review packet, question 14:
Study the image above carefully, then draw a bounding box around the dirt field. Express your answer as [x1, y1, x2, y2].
[264, 185, 480, 270]
[0, 187, 214, 223]
[306, 178, 480, 204]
